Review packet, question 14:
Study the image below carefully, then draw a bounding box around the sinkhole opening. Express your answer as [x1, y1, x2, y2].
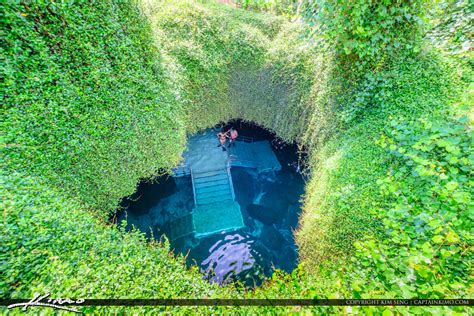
[115, 120, 307, 287]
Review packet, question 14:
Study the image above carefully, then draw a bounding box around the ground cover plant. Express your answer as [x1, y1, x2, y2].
[2, 0, 472, 313]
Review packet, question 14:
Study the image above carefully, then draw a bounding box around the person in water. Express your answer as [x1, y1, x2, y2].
[217, 130, 228, 151]
[228, 128, 238, 148]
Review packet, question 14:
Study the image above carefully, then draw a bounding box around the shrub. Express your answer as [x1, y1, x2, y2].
[302, 0, 433, 69]
[2, 0, 471, 314]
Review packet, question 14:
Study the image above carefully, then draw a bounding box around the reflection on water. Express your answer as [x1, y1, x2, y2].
[200, 233, 255, 284]
[117, 124, 305, 287]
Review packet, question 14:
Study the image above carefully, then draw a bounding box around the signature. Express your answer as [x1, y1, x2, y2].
[8, 293, 84, 313]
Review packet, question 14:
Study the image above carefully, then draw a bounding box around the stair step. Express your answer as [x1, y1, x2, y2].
[197, 188, 231, 200]
[193, 170, 224, 178]
[197, 194, 233, 205]
[195, 183, 231, 194]
[194, 178, 229, 189]
[193, 173, 228, 184]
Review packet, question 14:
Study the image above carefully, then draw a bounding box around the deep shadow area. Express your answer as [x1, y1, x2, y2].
[116, 120, 305, 286]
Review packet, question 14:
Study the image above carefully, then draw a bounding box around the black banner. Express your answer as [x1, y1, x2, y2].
[1, 299, 472, 306]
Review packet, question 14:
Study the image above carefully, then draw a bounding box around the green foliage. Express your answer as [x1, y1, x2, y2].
[2, 0, 282, 307]
[428, 0, 473, 61]
[347, 112, 472, 301]
[2, 0, 472, 313]
[2, 0, 330, 310]
[1, 170, 233, 313]
[236, 0, 300, 18]
[297, 49, 467, 265]
[143, 0, 284, 132]
[302, 0, 432, 69]
[2, 0, 187, 211]
[341, 50, 463, 123]
[1, 0, 286, 212]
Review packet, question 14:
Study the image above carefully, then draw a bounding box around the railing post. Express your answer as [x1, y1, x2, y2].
[190, 167, 198, 208]
[226, 164, 236, 201]
[236, 135, 253, 143]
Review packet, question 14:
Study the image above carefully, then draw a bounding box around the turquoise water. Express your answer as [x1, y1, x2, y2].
[183, 165, 304, 286]
[117, 122, 305, 286]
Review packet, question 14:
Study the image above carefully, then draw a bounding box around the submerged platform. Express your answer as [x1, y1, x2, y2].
[168, 129, 281, 241]
[193, 200, 243, 238]
[229, 140, 281, 172]
[168, 201, 243, 241]
[173, 130, 281, 175]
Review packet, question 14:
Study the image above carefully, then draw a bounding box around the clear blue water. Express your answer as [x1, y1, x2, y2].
[117, 121, 306, 287]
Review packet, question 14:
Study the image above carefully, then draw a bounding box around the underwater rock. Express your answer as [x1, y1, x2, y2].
[278, 228, 294, 243]
[252, 241, 275, 275]
[252, 241, 273, 261]
[285, 186, 303, 204]
[258, 172, 277, 183]
[186, 199, 194, 212]
[247, 204, 279, 225]
[249, 219, 264, 239]
[259, 225, 286, 251]
[242, 214, 257, 231]
[280, 204, 300, 230]
[260, 191, 289, 219]
[276, 245, 297, 272]
[253, 190, 267, 204]
[232, 169, 255, 203]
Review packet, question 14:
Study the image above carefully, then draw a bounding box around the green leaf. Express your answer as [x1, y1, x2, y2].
[445, 181, 459, 191]
[382, 308, 392, 316]
[446, 231, 460, 243]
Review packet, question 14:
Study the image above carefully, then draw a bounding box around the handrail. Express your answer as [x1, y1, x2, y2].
[189, 166, 198, 208]
[172, 164, 191, 176]
[226, 165, 236, 201]
[227, 155, 260, 168]
[236, 135, 253, 143]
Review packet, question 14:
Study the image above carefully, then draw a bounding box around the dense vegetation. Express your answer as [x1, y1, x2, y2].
[2, 0, 472, 313]
[236, 0, 301, 17]
[2, 0, 187, 211]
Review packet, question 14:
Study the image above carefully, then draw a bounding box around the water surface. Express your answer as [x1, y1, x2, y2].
[117, 121, 305, 286]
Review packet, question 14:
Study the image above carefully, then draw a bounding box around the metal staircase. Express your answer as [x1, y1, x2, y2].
[193, 169, 234, 206]
[167, 132, 281, 241]
[168, 167, 243, 241]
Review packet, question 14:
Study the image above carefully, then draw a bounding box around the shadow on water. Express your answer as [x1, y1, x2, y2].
[115, 120, 306, 287]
